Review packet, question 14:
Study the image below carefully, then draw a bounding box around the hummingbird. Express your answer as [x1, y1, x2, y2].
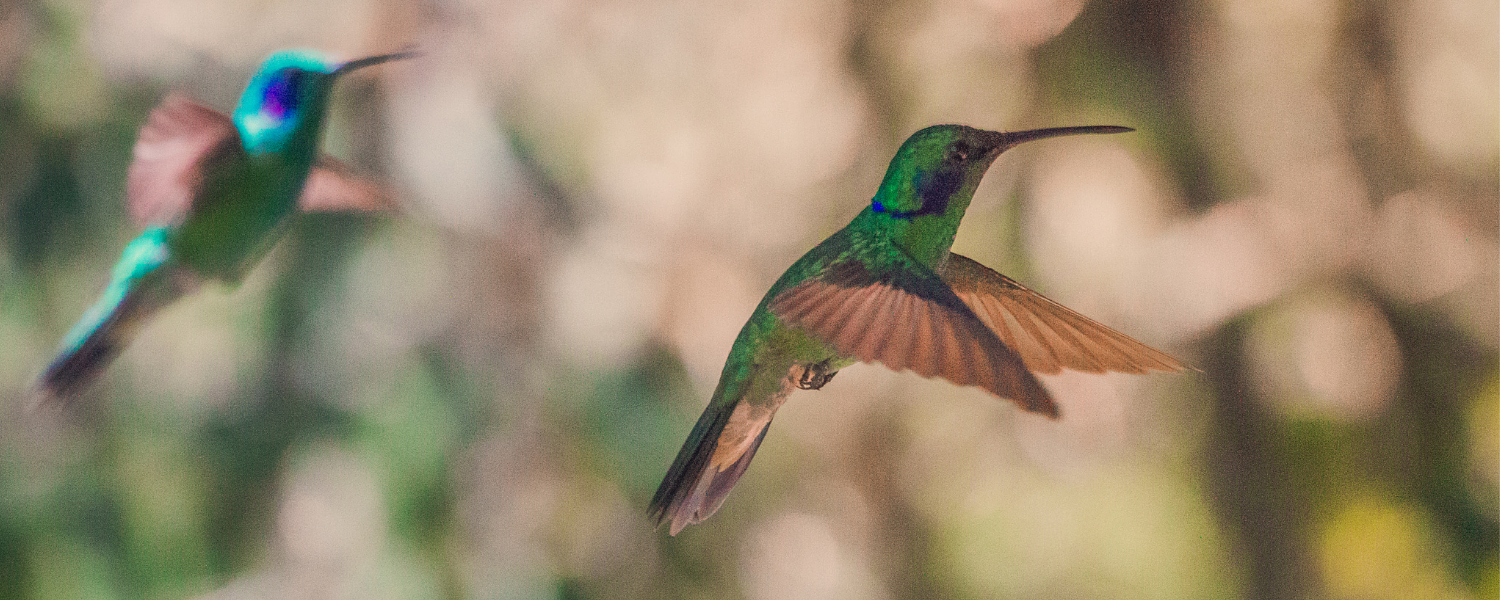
[649, 124, 1188, 534]
[30, 49, 413, 405]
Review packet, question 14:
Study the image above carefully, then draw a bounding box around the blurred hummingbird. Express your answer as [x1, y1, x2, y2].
[650, 124, 1189, 534]
[30, 49, 413, 405]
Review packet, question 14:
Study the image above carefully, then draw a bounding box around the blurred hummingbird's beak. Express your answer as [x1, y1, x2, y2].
[336, 49, 418, 75]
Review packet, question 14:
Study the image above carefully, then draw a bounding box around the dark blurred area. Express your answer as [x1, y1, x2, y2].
[0, 0, 1494, 598]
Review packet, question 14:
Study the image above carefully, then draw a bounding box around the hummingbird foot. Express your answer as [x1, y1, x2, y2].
[796, 360, 838, 390]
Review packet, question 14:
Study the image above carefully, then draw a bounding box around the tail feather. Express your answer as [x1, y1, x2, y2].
[649, 398, 733, 531]
[648, 400, 773, 535]
[29, 276, 191, 407]
[30, 227, 188, 407]
[31, 290, 153, 406]
[699, 425, 768, 519]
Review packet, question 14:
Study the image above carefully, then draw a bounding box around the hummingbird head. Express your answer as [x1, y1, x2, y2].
[233, 49, 414, 155]
[871, 124, 1132, 220]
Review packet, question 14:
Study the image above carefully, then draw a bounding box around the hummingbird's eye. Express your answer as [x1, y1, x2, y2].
[949, 142, 972, 162]
[262, 69, 307, 119]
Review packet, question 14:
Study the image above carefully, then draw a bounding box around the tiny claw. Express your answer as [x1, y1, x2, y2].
[797, 360, 838, 390]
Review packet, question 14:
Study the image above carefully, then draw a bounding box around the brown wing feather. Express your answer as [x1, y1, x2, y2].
[770, 271, 1057, 417]
[127, 94, 241, 227]
[298, 156, 396, 213]
[940, 253, 1188, 375]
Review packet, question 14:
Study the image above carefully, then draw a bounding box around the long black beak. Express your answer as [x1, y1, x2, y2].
[336, 49, 418, 75]
[981, 125, 1133, 156]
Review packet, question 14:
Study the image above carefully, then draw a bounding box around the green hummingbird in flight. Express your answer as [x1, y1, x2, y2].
[30, 49, 413, 405]
[650, 124, 1188, 534]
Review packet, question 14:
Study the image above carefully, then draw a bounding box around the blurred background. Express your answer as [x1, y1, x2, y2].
[0, 0, 1495, 598]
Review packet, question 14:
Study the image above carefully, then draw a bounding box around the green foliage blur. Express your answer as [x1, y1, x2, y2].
[0, 0, 1495, 599]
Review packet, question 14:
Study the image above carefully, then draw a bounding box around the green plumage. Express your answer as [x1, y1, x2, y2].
[32, 49, 410, 405]
[651, 123, 1140, 534]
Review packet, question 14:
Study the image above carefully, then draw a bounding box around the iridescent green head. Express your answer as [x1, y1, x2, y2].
[870, 124, 1133, 221]
[232, 49, 414, 154]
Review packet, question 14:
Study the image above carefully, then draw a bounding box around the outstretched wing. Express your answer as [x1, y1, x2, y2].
[768, 230, 1057, 417]
[297, 156, 396, 213]
[127, 94, 244, 227]
[940, 253, 1187, 375]
[128, 94, 393, 226]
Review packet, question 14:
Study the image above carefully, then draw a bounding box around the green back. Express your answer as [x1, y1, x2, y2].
[172, 50, 342, 281]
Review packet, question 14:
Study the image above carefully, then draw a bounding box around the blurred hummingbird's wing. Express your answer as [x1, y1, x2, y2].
[127, 94, 243, 227]
[940, 253, 1187, 375]
[297, 156, 396, 213]
[769, 232, 1057, 417]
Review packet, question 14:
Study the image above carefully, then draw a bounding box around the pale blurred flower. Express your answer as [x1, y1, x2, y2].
[1246, 289, 1402, 421]
[275, 447, 387, 600]
[1392, 0, 1500, 174]
[659, 247, 764, 387]
[387, 54, 517, 235]
[741, 512, 886, 600]
[545, 225, 668, 369]
[1365, 190, 1482, 304]
[91, 0, 383, 75]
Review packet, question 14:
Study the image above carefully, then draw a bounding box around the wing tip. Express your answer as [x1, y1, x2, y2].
[1174, 359, 1204, 374]
[1029, 395, 1062, 419]
[299, 157, 400, 214]
[1010, 372, 1061, 419]
[943, 253, 1203, 379]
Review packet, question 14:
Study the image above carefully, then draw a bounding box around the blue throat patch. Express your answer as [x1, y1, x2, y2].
[872, 170, 962, 219]
[260, 69, 305, 121]
[233, 50, 337, 153]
